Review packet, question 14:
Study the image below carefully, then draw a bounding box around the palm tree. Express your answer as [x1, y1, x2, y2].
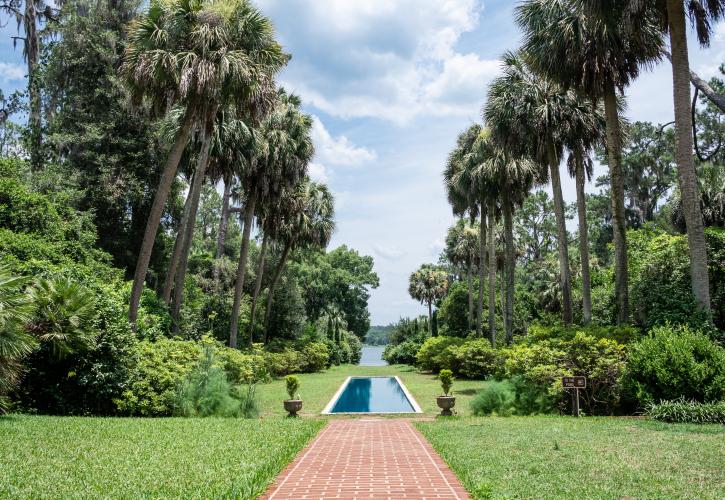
[123, 0, 287, 326]
[444, 219, 479, 329]
[262, 180, 336, 343]
[485, 51, 590, 326]
[516, 0, 664, 324]
[625, 0, 723, 314]
[230, 92, 314, 348]
[408, 264, 449, 335]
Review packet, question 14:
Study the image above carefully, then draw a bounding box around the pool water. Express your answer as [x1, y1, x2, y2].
[326, 377, 418, 413]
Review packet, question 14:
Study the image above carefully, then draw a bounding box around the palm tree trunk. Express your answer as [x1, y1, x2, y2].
[667, 0, 712, 313]
[427, 301, 433, 335]
[466, 261, 474, 330]
[162, 171, 196, 304]
[248, 231, 269, 346]
[129, 104, 196, 325]
[547, 141, 573, 325]
[24, 1, 42, 172]
[263, 241, 292, 344]
[171, 120, 214, 328]
[212, 175, 232, 290]
[502, 190, 514, 345]
[229, 189, 257, 348]
[487, 200, 497, 345]
[575, 151, 592, 324]
[603, 86, 630, 324]
[476, 208, 486, 337]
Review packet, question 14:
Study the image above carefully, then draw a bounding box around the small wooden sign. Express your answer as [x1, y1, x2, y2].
[562, 376, 586, 389]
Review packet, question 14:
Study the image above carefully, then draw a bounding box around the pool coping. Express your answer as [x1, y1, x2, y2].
[321, 376, 423, 415]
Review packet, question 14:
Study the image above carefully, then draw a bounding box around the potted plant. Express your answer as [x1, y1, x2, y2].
[283, 375, 302, 417]
[436, 369, 455, 416]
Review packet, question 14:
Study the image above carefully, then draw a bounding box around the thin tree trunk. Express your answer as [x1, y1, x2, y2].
[603, 86, 630, 324]
[548, 142, 573, 326]
[229, 189, 258, 348]
[129, 104, 196, 325]
[248, 231, 269, 346]
[171, 117, 214, 328]
[427, 301, 433, 335]
[162, 171, 196, 304]
[263, 242, 292, 344]
[212, 175, 232, 290]
[24, 1, 42, 172]
[476, 207, 486, 337]
[502, 190, 514, 345]
[575, 151, 592, 324]
[466, 261, 474, 330]
[667, 0, 712, 313]
[487, 200, 496, 345]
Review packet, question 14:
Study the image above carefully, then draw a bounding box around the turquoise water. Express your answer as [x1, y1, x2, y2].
[330, 377, 415, 413]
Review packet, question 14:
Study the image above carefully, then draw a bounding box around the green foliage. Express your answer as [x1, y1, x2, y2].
[647, 399, 725, 424]
[299, 342, 331, 373]
[439, 369, 454, 396]
[624, 324, 725, 406]
[415, 336, 465, 373]
[448, 339, 503, 379]
[526, 323, 642, 345]
[267, 278, 307, 341]
[437, 281, 471, 338]
[382, 341, 421, 365]
[285, 375, 300, 400]
[344, 331, 363, 364]
[470, 380, 516, 416]
[365, 324, 392, 345]
[173, 347, 243, 418]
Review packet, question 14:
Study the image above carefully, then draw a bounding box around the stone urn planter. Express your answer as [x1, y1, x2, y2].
[284, 399, 303, 418]
[436, 395, 456, 416]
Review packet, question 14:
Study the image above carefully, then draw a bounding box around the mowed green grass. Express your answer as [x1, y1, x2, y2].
[0, 415, 323, 499]
[416, 416, 725, 499]
[257, 363, 488, 417]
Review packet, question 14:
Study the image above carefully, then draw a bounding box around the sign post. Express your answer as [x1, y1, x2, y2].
[561, 376, 586, 417]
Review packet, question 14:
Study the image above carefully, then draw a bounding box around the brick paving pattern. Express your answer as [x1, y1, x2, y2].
[261, 419, 470, 499]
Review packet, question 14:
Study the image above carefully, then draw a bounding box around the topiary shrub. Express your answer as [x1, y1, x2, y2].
[285, 375, 300, 400]
[624, 324, 725, 406]
[416, 336, 465, 372]
[471, 380, 516, 416]
[439, 369, 453, 396]
[449, 339, 504, 379]
[647, 398, 725, 424]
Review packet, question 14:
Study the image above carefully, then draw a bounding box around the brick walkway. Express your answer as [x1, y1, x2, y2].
[261, 420, 470, 499]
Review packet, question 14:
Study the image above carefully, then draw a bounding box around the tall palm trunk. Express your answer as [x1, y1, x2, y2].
[476, 208, 486, 337]
[667, 0, 711, 313]
[129, 104, 196, 325]
[171, 119, 214, 328]
[248, 231, 269, 346]
[502, 189, 514, 345]
[575, 151, 592, 324]
[487, 200, 497, 345]
[24, 1, 41, 172]
[213, 175, 232, 290]
[162, 171, 196, 304]
[262, 241, 292, 344]
[229, 188, 258, 348]
[427, 301, 433, 336]
[547, 142, 573, 325]
[603, 86, 630, 324]
[466, 261, 474, 330]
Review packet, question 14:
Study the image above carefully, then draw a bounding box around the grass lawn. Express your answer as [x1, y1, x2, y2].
[256, 363, 488, 417]
[0, 415, 323, 498]
[416, 416, 725, 499]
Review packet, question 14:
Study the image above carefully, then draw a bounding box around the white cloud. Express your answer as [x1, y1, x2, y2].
[307, 161, 329, 183]
[0, 62, 25, 83]
[372, 244, 407, 261]
[311, 116, 376, 166]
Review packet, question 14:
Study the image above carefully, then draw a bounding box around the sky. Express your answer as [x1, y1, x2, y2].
[1, 1, 724, 325]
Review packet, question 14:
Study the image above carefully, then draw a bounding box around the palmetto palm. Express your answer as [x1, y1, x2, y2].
[124, 0, 287, 326]
[625, 0, 723, 313]
[408, 264, 449, 335]
[262, 180, 336, 343]
[444, 219, 479, 329]
[516, 0, 664, 324]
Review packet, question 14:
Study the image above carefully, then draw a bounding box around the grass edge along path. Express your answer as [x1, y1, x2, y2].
[0, 415, 325, 499]
[415, 416, 725, 499]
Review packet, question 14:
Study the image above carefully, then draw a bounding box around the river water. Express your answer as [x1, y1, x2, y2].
[359, 346, 387, 366]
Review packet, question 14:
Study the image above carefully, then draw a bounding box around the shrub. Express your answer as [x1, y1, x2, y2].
[382, 341, 421, 365]
[471, 381, 516, 416]
[285, 375, 300, 400]
[264, 349, 303, 377]
[624, 324, 725, 406]
[344, 332, 363, 364]
[526, 323, 642, 345]
[439, 369, 453, 396]
[437, 282, 471, 338]
[647, 398, 725, 424]
[299, 342, 330, 373]
[173, 347, 241, 418]
[416, 336, 465, 372]
[449, 339, 504, 379]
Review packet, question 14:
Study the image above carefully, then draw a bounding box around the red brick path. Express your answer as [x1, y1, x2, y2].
[261, 420, 470, 499]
